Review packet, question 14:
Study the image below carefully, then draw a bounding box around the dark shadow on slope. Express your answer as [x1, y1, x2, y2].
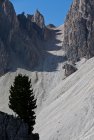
[32, 53, 67, 72]
[5, 28, 66, 74]
[30, 29, 66, 72]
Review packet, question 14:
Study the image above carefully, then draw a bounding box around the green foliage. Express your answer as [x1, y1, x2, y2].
[9, 74, 37, 134]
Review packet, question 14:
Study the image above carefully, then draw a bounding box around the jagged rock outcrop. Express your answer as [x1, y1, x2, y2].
[0, 111, 39, 140]
[17, 12, 44, 39]
[32, 10, 45, 29]
[63, 0, 94, 62]
[0, 0, 45, 75]
[63, 63, 77, 77]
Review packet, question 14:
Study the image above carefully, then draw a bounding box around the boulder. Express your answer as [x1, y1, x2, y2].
[63, 63, 77, 77]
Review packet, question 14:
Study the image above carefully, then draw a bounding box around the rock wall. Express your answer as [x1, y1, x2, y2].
[0, 111, 39, 140]
[63, 0, 94, 62]
[0, 0, 45, 75]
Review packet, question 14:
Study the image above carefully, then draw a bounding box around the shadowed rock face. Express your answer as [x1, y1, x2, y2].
[0, 111, 39, 140]
[63, 63, 77, 77]
[63, 0, 94, 62]
[0, 0, 45, 75]
[0, 0, 65, 75]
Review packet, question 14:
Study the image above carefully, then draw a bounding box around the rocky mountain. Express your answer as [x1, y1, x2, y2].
[0, 0, 94, 140]
[0, 0, 45, 75]
[0, 0, 94, 75]
[63, 0, 94, 62]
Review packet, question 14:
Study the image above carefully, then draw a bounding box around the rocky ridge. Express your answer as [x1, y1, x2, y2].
[0, 0, 45, 75]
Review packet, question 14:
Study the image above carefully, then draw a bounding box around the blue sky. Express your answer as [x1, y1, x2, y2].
[11, 0, 73, 26]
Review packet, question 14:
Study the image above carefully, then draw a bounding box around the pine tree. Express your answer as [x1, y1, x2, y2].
[9, 74, 37, 134]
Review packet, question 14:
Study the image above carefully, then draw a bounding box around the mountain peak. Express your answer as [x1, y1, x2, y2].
[33, 9, 45, 29]
[35, 9, 40, 14]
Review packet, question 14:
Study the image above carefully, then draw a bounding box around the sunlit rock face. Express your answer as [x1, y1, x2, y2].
[32, 10, 45, 29]
[63, 0, 94, 62]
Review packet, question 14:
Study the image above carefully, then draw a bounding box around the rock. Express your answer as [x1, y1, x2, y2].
[63, 63, 77, 77]
[63, 0, 94, 62]
[32, 10, 45, 29]
[17, 13, 44, 39]
[0, 111, 39, 140]
[0, 0, 45, 76]
[0, 39, 9, 75]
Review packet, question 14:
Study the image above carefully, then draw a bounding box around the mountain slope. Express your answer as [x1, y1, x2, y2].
[0, 25, 65, 113]
[1, 55, 94, 140]
[34, 57, 94, 140]
[0, 0, 94, 140]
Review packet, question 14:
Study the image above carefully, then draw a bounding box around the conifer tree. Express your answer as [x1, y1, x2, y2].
[9, 74, 37, 134]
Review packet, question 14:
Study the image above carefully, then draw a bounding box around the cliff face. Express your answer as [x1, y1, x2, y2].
[0, 0, 18, 74]
[0, 0, 45, 75]
[63, 0, 94, 62]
